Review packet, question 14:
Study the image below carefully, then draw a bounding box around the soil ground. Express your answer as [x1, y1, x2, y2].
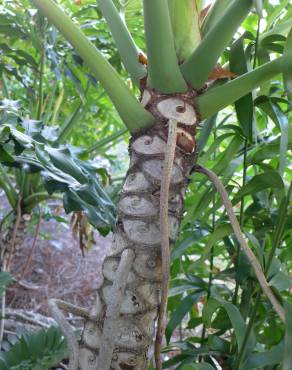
[1, 196, 112, 317]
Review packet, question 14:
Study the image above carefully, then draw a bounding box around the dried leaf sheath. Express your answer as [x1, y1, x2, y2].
[79, 90, 199, 369]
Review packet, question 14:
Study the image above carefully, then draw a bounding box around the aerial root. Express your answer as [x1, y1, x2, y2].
[98, 248, 135, 370]
[49, 298, 90, 370]
[194, 164, 285, 323]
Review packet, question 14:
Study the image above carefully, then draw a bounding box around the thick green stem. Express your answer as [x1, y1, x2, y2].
[31, 0, 154, 133]
[143, 0, 188, 92]
[201, 0, 233, 37]
[97, 0, 146, 85]
[181, 0, 253, 89]
[197, 55, 292, 119]
[167, 0, 201, 62]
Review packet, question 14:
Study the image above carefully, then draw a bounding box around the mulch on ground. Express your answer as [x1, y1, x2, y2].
[5, 204, 112, 317]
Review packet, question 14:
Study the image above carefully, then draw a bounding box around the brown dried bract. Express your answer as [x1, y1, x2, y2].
[200, 3, 212, 25]
[176, 128, 196, 154]
[138, 53, 148, 66]
[208, 64, 237, 81]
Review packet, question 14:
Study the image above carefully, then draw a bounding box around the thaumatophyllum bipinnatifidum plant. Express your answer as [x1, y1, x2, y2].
[2, 0, 292, 369]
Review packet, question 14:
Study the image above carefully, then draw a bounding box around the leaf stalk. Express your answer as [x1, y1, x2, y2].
[197, 55, 292, 119]
[143, 0, 187, 93]
[31, 0, 154, 133]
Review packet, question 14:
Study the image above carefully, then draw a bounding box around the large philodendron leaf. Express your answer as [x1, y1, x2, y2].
[35, 145, 116, 230]
[0, 100, 116, 234]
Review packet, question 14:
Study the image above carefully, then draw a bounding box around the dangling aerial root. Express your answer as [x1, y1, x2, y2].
[98, 248, 135, 370]
[155, 118, 178, 370]
[194, 164, 285, 323]
[49, 299, 90, 370]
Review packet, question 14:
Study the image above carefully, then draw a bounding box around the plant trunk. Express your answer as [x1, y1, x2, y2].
[79, 89, 199, 370]
[0, 213, 31, 272]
